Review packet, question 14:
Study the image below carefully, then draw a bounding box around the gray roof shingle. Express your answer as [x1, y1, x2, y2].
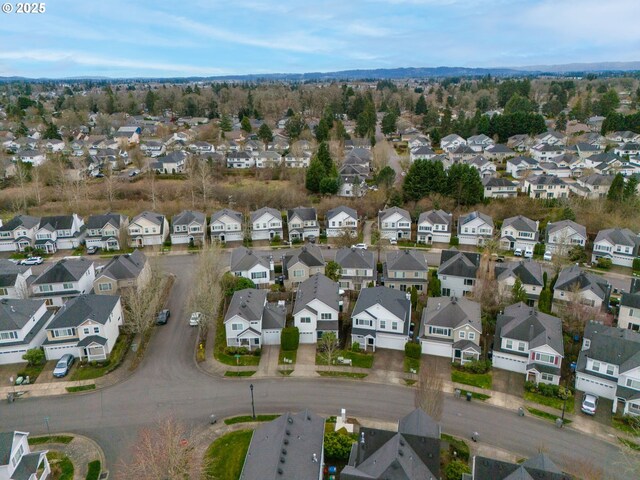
[33, 258, 93, 285]
[438, 249, 480, 278]
[47, 294, 120, 329]
[495, 302, 564, 356]
[293, 274, 339, 316]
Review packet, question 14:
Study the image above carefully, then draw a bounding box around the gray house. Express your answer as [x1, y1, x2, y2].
[437, 249, 481, 298]
[282, 244, 325, 290]
[591, 227, 640, 268]
[469, 453, 571, 480]
[545, 220, 587, 255]
[170, 210, 207, 245]
[495, 261, 544, 306]
[553, 265, 611, 312]
[84, 213, 128, 251]
[335, 247, 375, 291]
[417, 209, 452, 244]
[499, 215, 539, 252]
[383, 250, 428, 292]
[293, 274, 340, 343]
[250, 207, 283, 241]
[378, 207, 412, 241]
[287, 207, 320, 242]
[210, 208, 243, 243]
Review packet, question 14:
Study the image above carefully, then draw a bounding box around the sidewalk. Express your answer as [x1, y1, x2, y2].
[32, 433, 106, 480]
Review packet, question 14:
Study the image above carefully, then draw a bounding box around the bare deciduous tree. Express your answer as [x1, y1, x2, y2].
[561, 285, 606, 335]
[472, 250, 505, 319]
[146, 158, 157, 210]
[14, 160, 30, 212]
[414, 359, 444, 421]
[102, 163, 119, 209]
[122, 263, 163, 335]
[318, 332, 340, 370]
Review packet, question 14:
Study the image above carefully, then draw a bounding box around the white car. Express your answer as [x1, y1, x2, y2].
[581, 394, 598, 415]
[189, 312, 203, 327]
[389, 238, 397, 245]
[524, 248, 534, 259]
[20, 256, 43, 265]
[514, 248, 523, 257]
[351, 243, 367, 250]
[543, 251, 553, 261]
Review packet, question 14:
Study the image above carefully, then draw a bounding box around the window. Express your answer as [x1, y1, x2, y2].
[63, 283, 73, 290]
[380, 321, 386, 329]
[52, 328, 76, 338]
[464, 279, 474, 286]
[540, 372, 555, 382]
[94, 327, 100, 334]
[293, 270, 305, 278]
[84, 328, 90, 335]
[0, 288, 7, 296]
[392, 322, 398, 331]
[535, 352, 555, 364]
[98, 283, 112, 292]
[320, 313, 332, 320]
[606, 364, 615, 376]
[11, 444, 24, 468]
[300, 317, 311, 324]
[356, 319, 373, 327]
[517, 342, 526, 352]
[626, 378, 640, 390]
[629, 402, 640, 414]
[468, 332, 476, 340]
[231, 323, 243, 331]
[251, 271, 267, 280]
[0, 331, 17, 340]
[459, 331, 466, 339]
[429, 326, 451, 336]
[591, 361, 600, 372]
[505, 339, 513, 350]
[39, 285, 53, 293]
[442, 288, 450, 296]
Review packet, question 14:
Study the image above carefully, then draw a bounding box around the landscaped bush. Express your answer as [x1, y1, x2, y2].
[274, 264, 283, 274]
[525, 381, 572, 400]
[633, 258, 640, 272]
[280, 327, 300, 351]
[459, 359, 491, 374]
[449, 236, 459, 246]
[351, 342, 361, 352]
[534, 243, 545, 255]
[444, 459, 471, 480]
[324, 430, 355, 460]
[596, 257, 612, 269]
[224, 347, 251, 356]
[405, 342, 421, 360]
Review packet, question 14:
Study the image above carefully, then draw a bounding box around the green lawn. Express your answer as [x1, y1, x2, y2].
[612, 416, 640, 434]
[29, 435, 74, 445]
[66, 384, 96, 393]
[459, 389, 491, 401]
[214, 315, 261, 366]
[279, 349, 297, 365]
[224, 414, 280, 425]
[404, 357, 420, 373]
[203, 429, 253, 480]
[17, 362, 46, 383]
[526, 407, 572, 425]
[451, 370, 492, 390]
[317, 371, 368, 379]
[316, 350, 374, 368]
[85, 460, 101, 480]
[70, 334, 131, 381]
[224, 371, 256, 377]
[524, 391, 574, 413]
[441, 434, 470, 462]
[47, 451, 74, 480]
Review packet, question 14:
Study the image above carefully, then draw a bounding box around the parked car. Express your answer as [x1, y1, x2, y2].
[491, 253, 505, 263]
[155, 309, 170, 325]
[307, 235, 316, 244]
[189, 312, 203, 326]
[20, 256, 43, 265]
[351, 243, 368, 250]
[53, 354, 75, 378]
[581, 393, 598, 415]
[524, 248, 534, 259]
[543, 251, 553, 261]
[514, 248, 523, 257]
[389, 238, 397, 245]
[86, 246, 98, 255]
[128, 169, 141, 177]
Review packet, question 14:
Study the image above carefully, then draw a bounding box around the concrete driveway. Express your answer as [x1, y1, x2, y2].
[423, 355, 452, 380]
[372, 349, 404, 373]
[492, 369, 525, 397]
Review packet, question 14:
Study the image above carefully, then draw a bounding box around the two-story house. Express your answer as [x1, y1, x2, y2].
[42, 294, 123, 362]
[351, 286, 411, 351]
[31, 258, 96, 307]
[128, 211, 169, 247]
[482, 176, 518, 199]
[226, 151, 255, 169]
[335, 247, 375, 291]
[495, 260, 544, 307]
[417, 210, 452, 245]
[467, 155, 497, 178]
[573, 174, 614, 199]
[151, 150, 187, 174]
[224, 288, 285, 350]
[293, 274, 340, 344]
[419, 296, 482, 364]
[493, 302, 564, 385]
[378, 207, 412, 241]
[250, 207, 283, 242]
[469, 453, 570, 480]
[553, 265, 611, 311]
[287, 207, 320, 242]
[170, 210, 207, 245]
[0, 431, 50, 479]
[84, 213, 128, 251]
[383, 250, 428, 292]
[0, 215, 39, 252]
[409, 145, 437, 163]
[530, 143, 564, 162]
[575, 322, 640, 416]
[506, 156, 540, 179]
[0, 299, 53, 365]
[93, 250, 150, 295]
[545, 220, 587, 255]
[0, 260, 31, 300]
[467, 134, 494, 152]
[499, 215, 539, 252]
[440, 134, 466, 153]
[437, 250, 481, 298]
[282, 245, 325, 290]
[230, 247, 274, 286]
[619, 292, 640, 332]
[591, 228, 640, 268]
[457, 211, 493, 246]
[523, 175, 568, 199]
[255, 151, 282, 168]
[325, 206, 359, 238]
[210, 209, 244, 243]
[35, 214, 85, 253]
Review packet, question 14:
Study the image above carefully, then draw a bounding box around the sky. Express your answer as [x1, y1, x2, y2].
[0, 0, 639, 78]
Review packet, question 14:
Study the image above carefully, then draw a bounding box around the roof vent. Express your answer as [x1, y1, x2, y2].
[285, 429, 290, 436]
[398, 449, 404, 456]
[277, 468, 283, 475]
[287, 417, 293, 424]
[399, 439, 405, 446]
[280, 457, 285, 464]
[281, 448, 287, 455]
[283, 438, 289, 445]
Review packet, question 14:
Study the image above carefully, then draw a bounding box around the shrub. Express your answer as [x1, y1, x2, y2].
[274, 264, 283, 274]
[225, 347, 250, 356]
[460, 360, 491, 374]
[351, 342, 361, 353]
[450, 236, 459, 246]
[324, 430, 354, 460]
[524, 381, 573, 400]
[22, 348, 45, 366]
[633, 258, 640, 272]
[596, 257, 612, 269]
[405, 342, 421, 360]
[281, 327, 300, 351]
[534, 243, 545, 255]
[444, 459, 471, 480]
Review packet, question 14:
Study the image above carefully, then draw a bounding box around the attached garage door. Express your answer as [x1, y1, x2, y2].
[44, 344, 79, 361]
[0, 348, 28, 365]
[421, 340, 452, 358]
[576, 374, 616, 400]
[299, 331, 315, 344]
[376, 334, 407, 351]
[262, 329, 281, 346]
[493, 353, 527, 374]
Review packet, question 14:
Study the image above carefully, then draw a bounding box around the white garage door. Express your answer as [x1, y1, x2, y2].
[45, 344, 79, 361]
[376, 334, 407, 351]
[262, 330, 281, 346]
[0, 348, 28, 365]
[493, 353, 527, 374]
[421, 340, 452, 358]
[299, 331, 315, 344]
[576, 374, 616, 400]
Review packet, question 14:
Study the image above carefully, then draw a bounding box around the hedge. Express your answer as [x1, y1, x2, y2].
[405, 342, 421, 359]
[281, 327, 300, 351]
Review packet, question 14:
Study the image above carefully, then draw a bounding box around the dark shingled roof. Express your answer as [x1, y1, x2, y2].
[578, 322, 640, 377]
[495, 261, 544, 287]
[283, 245, 325, 275]
[352, 287, 411, 331]
[335, 247, 375, 269]
[385, 250, 428, 272]
[378, 206, 410, 223]
[502, 215, 538, 233]
[555, 265, 610, 300]
[418, 209, 452, 229]
[472, 453, 570, 480]
[293, 273, 339, 316]
[0, 215, 39, 232]
[420, 296, 481, 335]
[39, 215, 75, 231]
[326, 205, 358, 221]
[620, 292, 640, 309]
[495, 302, 564, 356]
[47, 294, 120, 330]
[98, 250, 147, 282]
[287, 206, 317, 222]
[172, 210, 206, 226]
[33, 258, 93, 285]
[438, 249, 481, 279]
[230, 247, 271, 272]
[0, 259, 29, 288]
[85, 213, 125, 230]
[211, 208, 243, 224]
[224, 289, 267, 323]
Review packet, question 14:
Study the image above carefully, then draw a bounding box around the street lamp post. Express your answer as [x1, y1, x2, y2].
[250, 384, 255, 419]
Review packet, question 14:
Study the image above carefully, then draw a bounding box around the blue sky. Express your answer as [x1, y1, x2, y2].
[1, 0, 639, 77]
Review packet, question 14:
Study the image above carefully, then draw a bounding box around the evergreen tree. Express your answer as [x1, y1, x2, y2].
[285, 114, 306, 139]
[511, 277, 528, 304]
[538, 288, 552, 314]
[315, 114, 332, 142]
[305, 158, 326, 193]
[145, 90, 156, 114]
[415, 95, 428, 115]
[624, 176, 638, 201]
[316, 142, 336, 175]
[241, 116, 252, 133]
[445, 163, 484, 206]
[43, 122, 61, 140]
[376, 166, 396, 189]
[381, 111, 397, 136]
[356, 99, 377, 138]
[257, 123, 273, 148]
[504, 93, 534, 114]
[555, 112, 568, 132]
[607, 173, 625, 202]
[219, 114, 232, 132]
[16, 122, 28, 137]
[402, 159, 446, 201]
[319, 176, 340, 195]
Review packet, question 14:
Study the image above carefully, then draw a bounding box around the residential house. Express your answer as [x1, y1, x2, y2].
[378, 207, 412, 241]
[31, 258, 96, 308]
[545, 220, 587, 254]
[35, 214, 85, 253]
[535, 130, 566, 146]
[93, 250, 150, 295]
[230, 247, 274, 286]
[507, 134, 531, 152]
[140, 140, 166, 157]
[495, 261, 544, 307]
[499, 215, 539, 252]
[14, 149, 46, 166]
[409, 145, 436, 163]
[417, 209, 452, 244]
[223, 288, 285, 350]
[483, 143, 515, 162]
[469, 453, 571, 480]
[523, 174, 568, 199]
[406, 134, 431, 150]
[383, 250, 428, 292]
[591, 228, 640, 268]
[350, 286, 411, 351]
[467, 134, 494, 152]
[325, 206, 358, 238]
[335, 247, 375, 291]
[0, 299, 53, 365]
[530, 144, 564, 162]
[293, 274, 340, 343]
[614, 142, 640, 158]
[572, 174, 613, 199]
[282, 245, 325, 290]
[619, 292, 640, 332]
[449, 144, 477, 163]
[482, 176, 517, 199]
[127, 211, 169, 247]
[553, 265, 611, 311]
[284, 151, 312, 168]
[493, 302, 564, 385]
[84, 213, 128, 251]
[338, 164, 368, 197]
[170, 210, 207, 245]
[114, 125, 140, 145]
[226, 151, 255, 169]
[255, 151, 282, 168]
[506, 156, 540, 179]
[287, 207, 320, 242]
[607, 131, 640, 143]
[419, 296, 482, 363]
[0, 431, 50, 479]
[210, 209, 243, 243]
[457, 211, 493, 246]
[0, 215, 39, 252]
[575, 322, 640, 416]
[240, 411, 325, 480]
[341, 409, 441, 480]
[467, 155, 497, 178]
[567, 142, 602, 159]
[188, 141, 214, 154]
[437, 250, 481, 297]
[250, 207, 283, 241]
[440, 134, 466, 153]
[151, 151, 187, 174]
[594, 156, 640, 177]
[42, 294, 123, 362]
[0, 260, 31, 300]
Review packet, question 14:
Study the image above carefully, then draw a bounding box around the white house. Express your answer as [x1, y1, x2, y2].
[506, 156, 540, 179]
[0, 431, 50, 479]
[351, 286, 411, 352]
[482, 176, 518, 198]
[619, 292, 640, 332]
[31, 258, 96, 307]
[553, 265, 611, 311]
[0, 260, 31, 300]
[230, 247, 274, 286]
[325, 206, 358, 238]
[534, 130, 566, 146]
[0, 215, 39, 252]
[530, 144, 564, 162]
[210, 209, 244, 243]
[378, 207, 412, 241]
[417, 210, 452, 245]
[419, 296, 482, 364]
[250, 207, 283, 241]
[15, 149, 46, 166]
[440, 134, 466, 153]
[35, 214, 85, 253]
[224, 289, 285, 350]
[42, 294, 123, 362]
[170, 210, 207, 245]
[466, 134, 494, 152]
[493, 302, 564, 385]
[140, 140, 166, 157]
[293, 274, 340, 344]
[523, 175, 568, 199]
[84, 213, 128, 251]
[255, 151, 282, 168]
[409, 146, 437, 163]
[0, 299, 53, 365]
[457, 211, 493, 246]
[591, 228, 640, 268]
[128, 211, 169, 247]
[437, 250, 481, 298]
[495, 261, 545, 307]
[226, 151, 255, 169]
[545, 220, 587, 255]
[287, 207, 320, 242]
[467, 155, 497, 178]
[499, 215, 539, 252]
[575, 322, 640, 416]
